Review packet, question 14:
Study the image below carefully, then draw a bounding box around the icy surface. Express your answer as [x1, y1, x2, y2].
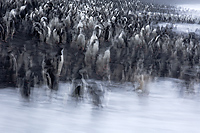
[0, 78, 200, 133]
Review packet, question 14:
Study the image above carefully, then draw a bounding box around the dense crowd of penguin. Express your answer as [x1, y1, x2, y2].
[0, 0, 200, 102]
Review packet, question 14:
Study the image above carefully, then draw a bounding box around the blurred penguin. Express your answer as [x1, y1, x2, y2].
[87, 80, 106, 106]
[42, 48, 64, 90]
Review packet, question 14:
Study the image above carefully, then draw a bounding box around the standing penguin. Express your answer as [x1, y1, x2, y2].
[104, 25, 110, 41]
[71, 71, 86, 97]
[57, 48, 64, 76]
[87, 80, 106, 106]
[42, 48, 64, 90]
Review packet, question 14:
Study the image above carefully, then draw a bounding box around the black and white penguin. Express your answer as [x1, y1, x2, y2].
[0, 24, 5, 41]
[32, 22, 46, 42]
[52, 28, 60, 44]
[87, 80, 106, 106]
[134, 74, 151, 94]
[104, 25, 111, 41]
[57, 47, 64, 76]
[21, 69, 34, 97]
[118, 30, 127, 48]
[42, 57, 58, 90]
[42, 48, 64, 90]
[94, 24, 102, 39]
[76, 27, 86, 50]
[71, 72, 86, 97]
[95, 48, 111, 80]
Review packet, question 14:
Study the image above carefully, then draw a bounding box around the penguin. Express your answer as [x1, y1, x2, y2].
[52, 28, 60, 44]
[76, 28, 86, 50]
[94, 24, 102, 38]
[87, 81, 106, 106]
[92, 39, 99, 59]
[71, 72, 86, 97]
[42, 58, 57, 90]
[135, 74, 151, 94]
[57, 48, 64, 76]
[21, 78, 31, 97]
[42, 57, 56, 90]
[104, 25, 110, 41]
[103, 48, 110, 66]
[89, 30, 98, 46]
[21, 69, 34, 97]
[118, 30, 127, 48]
[42, 47, 64, 90]
[0, 24, 5, 41]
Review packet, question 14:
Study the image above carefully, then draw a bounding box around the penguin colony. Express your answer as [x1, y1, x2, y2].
[0, 0, 200, 96]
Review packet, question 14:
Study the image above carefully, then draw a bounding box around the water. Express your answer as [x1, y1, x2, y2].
[178, 4, 200, 11]
[157, 23, 200, 34]
[0, 78, 200, 133]
[140, 0, 200, 18]
[140, 0, 200, 5]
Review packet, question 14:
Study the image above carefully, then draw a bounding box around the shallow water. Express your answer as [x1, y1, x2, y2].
[140, 0, 200, 5]
[177, 4, 200, 11]
[158, 22, 200, 34]
[0, 78, 200, 133]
